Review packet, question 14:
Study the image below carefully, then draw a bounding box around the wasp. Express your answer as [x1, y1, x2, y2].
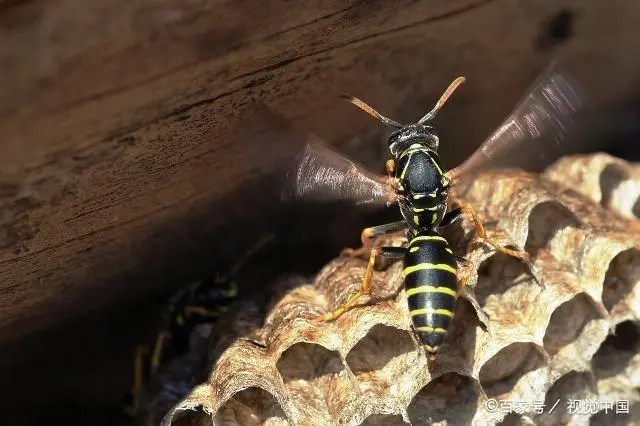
[121, 235, 274, 417]
[289, 67, 585, 357]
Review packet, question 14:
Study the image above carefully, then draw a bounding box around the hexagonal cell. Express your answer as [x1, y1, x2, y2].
[171, 408, 212, 426]
[599, 163, 630, 210]
[525, 201, 581, 255]
[544, 293, 598, 356]
[475, 253, 531, 306]
[215, 387, 288, 425]
[479, 343, 546, 397]
[592, 320, 640, 379]
[498, 413, 535, 425]
[407, 373, 480, 425]
[346, 324, 415, 374]
[276, 342, 344, 383]
[360, 414, 407, 425]
[535, 371, 596, 426]
[602, 248, 640, 315]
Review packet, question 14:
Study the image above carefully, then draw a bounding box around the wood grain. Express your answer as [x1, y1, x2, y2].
[1, 0, 639, 344]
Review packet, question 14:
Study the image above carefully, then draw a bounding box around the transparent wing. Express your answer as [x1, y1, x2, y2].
[282, 135, 396, 207]
[448, 65, 588, 182]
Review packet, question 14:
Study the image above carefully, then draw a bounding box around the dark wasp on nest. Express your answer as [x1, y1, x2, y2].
[286, 66, 586, 359]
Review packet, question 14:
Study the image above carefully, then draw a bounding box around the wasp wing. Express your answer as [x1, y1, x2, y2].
[448, 65, 588, 182]
[282, 135, 396, 208]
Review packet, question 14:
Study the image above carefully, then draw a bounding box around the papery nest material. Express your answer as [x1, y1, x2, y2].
[147, 154, 640, 426]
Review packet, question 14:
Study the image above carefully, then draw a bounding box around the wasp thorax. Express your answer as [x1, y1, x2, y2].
[388, 124, 439, 156]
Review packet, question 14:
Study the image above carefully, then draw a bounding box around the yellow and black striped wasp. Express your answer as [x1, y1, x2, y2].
[120, 235, 274, 418]
[287, 67, 585, 357]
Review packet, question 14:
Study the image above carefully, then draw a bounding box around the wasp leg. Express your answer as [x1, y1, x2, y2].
[385, 159, 395, 176]
[441, 205, 528, 260]
[323, 246, 406, 321]
[342, 221, 407, 258]
[455, 255, 490, 333]
[150, 330, 170, 374]
[184, 305, 228, 319]
[123, 344, 149, 416]
[444, 205, 545, 288]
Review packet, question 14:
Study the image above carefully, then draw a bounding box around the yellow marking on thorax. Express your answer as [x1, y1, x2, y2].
[399, 145, 427, 159]
[400, 161, 410, 179]
[423, 344, 439, 353]
[445, 248, 453, 254]
[409, 235, 448, 245]
[409, 246, 419, 253]
[406, 285, 457, 297]
[403, 262, 456, 277]
[431, 213, 438, 224]
[409, 307, 454, 317]
[415, 326, 448, 334]
[412, 205, 439, 212]
[413, 215, 419, 225]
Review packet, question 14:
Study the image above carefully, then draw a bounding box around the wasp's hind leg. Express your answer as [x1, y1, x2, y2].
[323, 246, 406, 321]
[342, 220, 407, 258]
[123, 344, 151, 417]
[442, 204, 544, 288]
[454, 255, 490, 333]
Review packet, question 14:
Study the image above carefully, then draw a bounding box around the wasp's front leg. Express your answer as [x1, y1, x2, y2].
[323, 246, 406, 321]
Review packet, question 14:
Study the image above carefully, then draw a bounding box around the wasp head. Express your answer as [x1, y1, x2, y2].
[388, 124, 439, 156]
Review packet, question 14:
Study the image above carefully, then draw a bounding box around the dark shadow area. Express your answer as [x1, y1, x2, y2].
[601, 99, 640, 163]
[592, 320, 640, 379]
[602, 248, 640, 313]
[172, 408, 212, 426]
[276, 342, 344, 383]
[407, 373, 479, 425]
[543, 293, 597, 356]
[361, 414, 407, 426]
[345, 324, 414, 374]
[479, 343, 546, 398]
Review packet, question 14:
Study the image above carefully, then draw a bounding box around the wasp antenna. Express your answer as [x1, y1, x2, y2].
[418, 76, 466, 124]
[341, 95, 403, 128]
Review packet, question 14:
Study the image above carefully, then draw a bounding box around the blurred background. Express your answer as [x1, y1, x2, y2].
[1, 0, 639, 424]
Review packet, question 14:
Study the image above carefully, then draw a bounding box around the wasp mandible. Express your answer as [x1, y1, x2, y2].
[288, 67, 586, 357]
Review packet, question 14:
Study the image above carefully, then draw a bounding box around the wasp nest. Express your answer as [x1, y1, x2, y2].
[149, 153, 640, 426]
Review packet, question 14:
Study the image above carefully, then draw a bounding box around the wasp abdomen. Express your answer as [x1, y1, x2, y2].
[403, 230, 458, 355]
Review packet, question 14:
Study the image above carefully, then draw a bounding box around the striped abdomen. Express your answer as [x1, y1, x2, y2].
[403, 230, 458, 355]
